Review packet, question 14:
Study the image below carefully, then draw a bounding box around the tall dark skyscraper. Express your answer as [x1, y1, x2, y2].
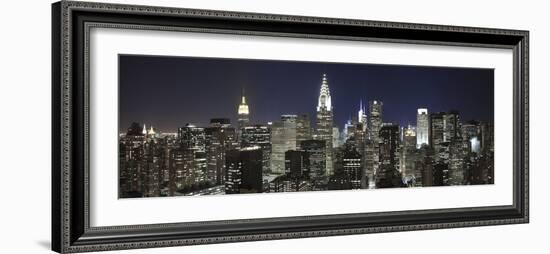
[205, 119, 238, 185]
[169, 146, 195, 192]
[300, 139, 327, 190]
[430, 111, 462, 161]
[379, 124, 400, 171]
[443, 111, 462, 143]
[241, 124, 272, 174]
[178, 124, 206, 152]
[368, 100, 383, 141]
[119, 123, 146, 197]
[401, 124, 418, 179]
[224, 148, 264, 194]
[449, 138, 468, 185]
[284, 150, 310, 178]
[315, 74, 334, 176]
[376, 124, 402, 188]
[481, 122, 494, 154]
[176, 124, 208, 187]
[296, 114, 312, 149]
[342, 145, 363, 189]
[430, 111, 467, 185]
[366, 100, 383, 182]
[430, 112, 446, 157]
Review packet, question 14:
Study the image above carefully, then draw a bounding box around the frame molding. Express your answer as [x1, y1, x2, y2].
[52, 1, 529, 253]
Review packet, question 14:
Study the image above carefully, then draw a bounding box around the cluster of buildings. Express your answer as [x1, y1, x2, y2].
[119, 74, 494, 198]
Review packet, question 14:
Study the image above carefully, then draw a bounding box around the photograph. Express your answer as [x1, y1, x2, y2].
[118, 55, 495, 198]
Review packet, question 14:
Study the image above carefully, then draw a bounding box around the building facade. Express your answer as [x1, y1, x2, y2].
[416, 108, 429, 148]
[300, 139, 327, 190]
[237, 90, 250, 140]
[241, 124, 272, 174]
[315, 74, 334, 176]
[225, 148, 263, 194]
[270, 115, 298, 174]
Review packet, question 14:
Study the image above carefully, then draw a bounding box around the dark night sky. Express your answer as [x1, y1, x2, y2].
[119, 55, 494, 132]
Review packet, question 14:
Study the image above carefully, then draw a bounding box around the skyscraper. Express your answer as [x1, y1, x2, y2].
[225, 147, 263, 194]
[462, 120, 482, 154]
[416, 108, 429, 148]
[177, 124, 208, 189]
[443, 111, 462, 143]
[430, 111, 462, 158]
[430, 112, 449, 164]
[119, 122, 146, 197]
[237, 89, 250, 140]
[169, 146, 195, 192]
[376, 124, 403, 188]
[366, 100, 383, 181]
[343, 118, 355, 142]
[205, 118, 238, 185]
[430, 112, 446, 150]
[270, 115, 297, 174]
[284, 150, 310, 178]
[281, 114, 298, 148]
[296, 114, 312, 149]
[403, 125, 417, 150]
[300, 139, 327, 190]
[401, 124, 418, 179]
[241, 124, 271, 174]
[178, 124, 206, 152]
[379, 124, 401, 171]
[342, 145, 362, 189]
[368, 100, 383, 141]
[429, 111, 465, 185]
[332, 126, 340, 148]
[449, 138, 467, 185]
[358, 99, 367, 131]
[315, 74, 334, 176]
[481, 122, 494, 154]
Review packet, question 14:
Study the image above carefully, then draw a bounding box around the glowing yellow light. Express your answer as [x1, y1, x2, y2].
[238, 95, 249, 115]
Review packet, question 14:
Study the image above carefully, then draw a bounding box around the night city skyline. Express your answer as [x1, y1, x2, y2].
[119, 55, 494, 133]
[118, 54, 494, 198]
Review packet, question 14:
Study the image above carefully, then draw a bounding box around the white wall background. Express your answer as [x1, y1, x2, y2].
[0, 0, 546, 253]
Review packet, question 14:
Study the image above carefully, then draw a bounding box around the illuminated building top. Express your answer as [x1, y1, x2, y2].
[404, 124, 416, 137]
[238, 91, 249, 115]
[148, 126, 156, 135]
[416, 108, 429, 148]
[317, 74, 332, 112]
[418, 108, 428, 115]
[358, 99, 367, 124]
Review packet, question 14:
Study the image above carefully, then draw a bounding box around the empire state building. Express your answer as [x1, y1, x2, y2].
[315, 73, 334, 176]
[237, 89, 250, 140]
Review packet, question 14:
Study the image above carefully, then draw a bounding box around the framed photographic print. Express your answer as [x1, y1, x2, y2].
[51, 1, 529, 253]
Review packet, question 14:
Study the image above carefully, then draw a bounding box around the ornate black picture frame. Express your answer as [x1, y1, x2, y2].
[52, 1, 529, 253]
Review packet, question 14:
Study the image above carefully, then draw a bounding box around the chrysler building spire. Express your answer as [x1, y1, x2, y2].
[315, 73, 334, 177]
[317, 74, 332, 112]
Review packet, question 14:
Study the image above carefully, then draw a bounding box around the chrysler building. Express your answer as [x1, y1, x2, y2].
[315, 74, 334, 177]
